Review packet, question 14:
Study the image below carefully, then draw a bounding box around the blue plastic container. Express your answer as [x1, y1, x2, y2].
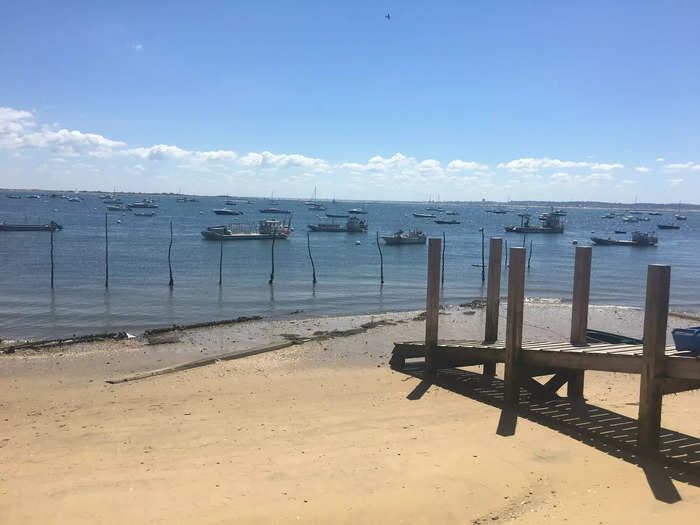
[671, 327, 700, 354]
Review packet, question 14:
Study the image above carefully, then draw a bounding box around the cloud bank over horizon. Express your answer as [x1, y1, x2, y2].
[0, 106, 693, 202]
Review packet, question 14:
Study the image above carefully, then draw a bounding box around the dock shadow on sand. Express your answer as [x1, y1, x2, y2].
[401, 365, 700, 503]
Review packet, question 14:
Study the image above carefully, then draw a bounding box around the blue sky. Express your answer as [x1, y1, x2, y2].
[1, 1, 699, 201]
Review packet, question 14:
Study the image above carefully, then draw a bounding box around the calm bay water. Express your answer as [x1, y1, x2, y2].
[1, 193, 698, 339]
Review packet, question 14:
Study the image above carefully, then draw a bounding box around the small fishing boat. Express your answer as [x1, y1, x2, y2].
[214, 208, 243, 215]
[412, 212, 436, 218]
[591, 231, 658, 246]
[382, 229, 427, 245]
[435, 219, 460, 224]
[103, 196, 123, 205]
[308, 216, 367, 232]
[505, 212, 564, 234]
[348, 208, 367, 215]
[259, 207, 292, 214]
[224, 200, 238, 206]
[106, 204, 129, 212]
[676, 214, 688, 221]
[657, 223, 680, 230]
[614, 230, 627, 234]
[6, 194, 22, 199]
[201, 219, 291, 240]
[133, 211, 156, 217]
[0, 221, 63, 232]
[128, 199, 158, 209]
[648, 212, 662, 216]
[68, 196, 81, 202]
[325, 213, 349, 218]
[486, 209, 508, 214]
[622, 216, 640, 223]
[26, 194, 41, 199]
[601, 213, 615, 219]
[425, 206, 444, 212]
[445, 210, 459, 216]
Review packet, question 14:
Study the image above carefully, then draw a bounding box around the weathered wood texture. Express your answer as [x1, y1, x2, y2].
[424, 238, 441, 372]
[483, 238, 503, 376]
[569, 246, 592, 398]
[638, 264, 671, 453]
[503, 247, 526, 408]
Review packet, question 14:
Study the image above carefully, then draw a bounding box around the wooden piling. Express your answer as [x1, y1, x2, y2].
[568, 246, 592, 397]
[424, 238, 442, 372]
[483, 238, 503, 376]
[480, 227, 485, 283]
[307, 232, 317, 284]
[503, 247, 526, 409]
[268, 233, 275, 285]
[528, 240, 533, 269]
[638, 264, 671, 454]
[168, 221, 174, 287]
[376, 231, 384, 284]
[50, 229, 55, 289]
[441, 232, 446, 285]
[218, 240, 223, 286]
[104, 214, 109, 288]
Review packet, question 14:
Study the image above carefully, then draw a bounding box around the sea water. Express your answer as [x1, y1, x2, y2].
[0, 193, 697, 339]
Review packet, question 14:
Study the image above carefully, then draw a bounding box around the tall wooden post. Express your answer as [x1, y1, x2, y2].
[638, 264, 671, 454]
[425, 238, 442, 373]
[168, 221, 174, 287]
[483, 238, 503, 376]
[569, 246, 592, 398]
[376, 231, 384, 284]
[441, 232, 446, 285]
[104, 214, 109, 288]
[218, 240, 223, 286]
[50, 229, 55, 289]
[503, 247, 526, 409]
[268, 233, 276, 284]
[307, 232, 317, 284]
[480, 227, 485, 283]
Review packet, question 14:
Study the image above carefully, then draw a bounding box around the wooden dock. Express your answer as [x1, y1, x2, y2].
[391, 237, 700, 454]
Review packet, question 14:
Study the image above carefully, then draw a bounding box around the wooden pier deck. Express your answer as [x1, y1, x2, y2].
[391, 238, 700, 455]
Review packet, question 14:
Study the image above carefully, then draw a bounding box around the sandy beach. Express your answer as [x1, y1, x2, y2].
[2, 303, 700, 523]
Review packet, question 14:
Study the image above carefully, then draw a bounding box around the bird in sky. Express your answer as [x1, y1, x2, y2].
[385, 13, 391, 21]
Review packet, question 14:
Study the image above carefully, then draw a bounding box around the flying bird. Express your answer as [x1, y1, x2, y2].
[385, 13, 391, 21]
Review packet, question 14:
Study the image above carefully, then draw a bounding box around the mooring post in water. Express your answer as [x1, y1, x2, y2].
[528, 239, 533, 269]
[307, 232, 317, 284]
[376, 231, 384, 284]
[50, 228, 55, 289]
[168, 221, 174, 288]
[218, 240, 223, 286]
[268, 232, 276, 284]
[104, 214, 109, 288]
[441, 232, 446, 285]
[505, 239, 508, 266]
[480, 227, 485, 283]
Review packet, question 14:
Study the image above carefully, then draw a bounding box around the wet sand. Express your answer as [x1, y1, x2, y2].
[1, 304, 700, 523]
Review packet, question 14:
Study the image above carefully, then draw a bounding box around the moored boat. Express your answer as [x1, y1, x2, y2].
[308, 216, 367, 232]
[657, 223, 680, 230]
[201, 219, 291, 240]
[505, 212, 564, 234]
[128, 199, 158, 209]
[0, 221, 63, 232]
[348, 208, 367, 215]
[382, 229, 427, 245]
[435, 219, 460, 224]
[591, 231, 658, 246]
[413, 212, 436, 218]
[213, 208, 243, 215]
[259, 207, 292, 214]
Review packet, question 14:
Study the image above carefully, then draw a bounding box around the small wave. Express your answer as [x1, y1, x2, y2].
[525, 297, 570, 305]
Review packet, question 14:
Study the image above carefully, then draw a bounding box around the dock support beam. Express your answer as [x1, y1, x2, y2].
[503, 247, 526, 409]
[483, 237, 503, 376]
[638, 264, 671, 454]
[424, 238, 442, 373]
[568, 246, 592, 398]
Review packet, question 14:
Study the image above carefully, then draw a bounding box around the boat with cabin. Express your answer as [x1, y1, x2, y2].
[413, 212, 436, 218]
[0, 221, 63, 232]
[382, 229, 427, 245]
[214, 208, 243, 215]
[128, 199, 158, 209]
[591, 231, 658, 246]
[505, 212, 564, 234]
[435, 219, 460, 224]
[308, 216, 367, 232]
[348, 208, 367, 215]
[657, 223, 680, 230]
[201, 219, 291, 240]
[259, 207, 291, 214]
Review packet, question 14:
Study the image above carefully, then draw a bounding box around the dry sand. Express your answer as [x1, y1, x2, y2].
[1, 303, 700, 523]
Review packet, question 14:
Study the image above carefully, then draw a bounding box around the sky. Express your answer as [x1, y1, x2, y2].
[1, 1, 700, 202]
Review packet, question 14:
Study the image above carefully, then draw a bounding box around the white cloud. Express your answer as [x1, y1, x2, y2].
[497, 157, 623, 173]
[550, 172, 572, 183]
[0, 107, 36, 148]
[656, 157, 665, 162]
[238, 151, 328, 172]
[669, 178, 684, 186]
[446, 159, 488, 171]
[634, 166, 649, 172]
[586, 172, 612, 182]
[22, 128, 125, 157]
[664, 161, 700, 171]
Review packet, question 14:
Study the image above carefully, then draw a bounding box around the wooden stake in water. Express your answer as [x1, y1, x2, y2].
[441, 232, 446, 285]
[268, 233, 276, 284]
[480, 227, 485, 283]
[376, 231, 384, 284]
[528, 239, 533, 269]
[307, 232, 317, 284]
[505, 239, 508, 266]
[218, 240, 223, 286]
[168, 221, 174, 288]
[104, 214, 109, 288]
[50, 228, 55, 289]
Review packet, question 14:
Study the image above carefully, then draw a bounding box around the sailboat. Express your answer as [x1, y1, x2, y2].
[306, 186, 326, 211]
[676, 201, 687, 221]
